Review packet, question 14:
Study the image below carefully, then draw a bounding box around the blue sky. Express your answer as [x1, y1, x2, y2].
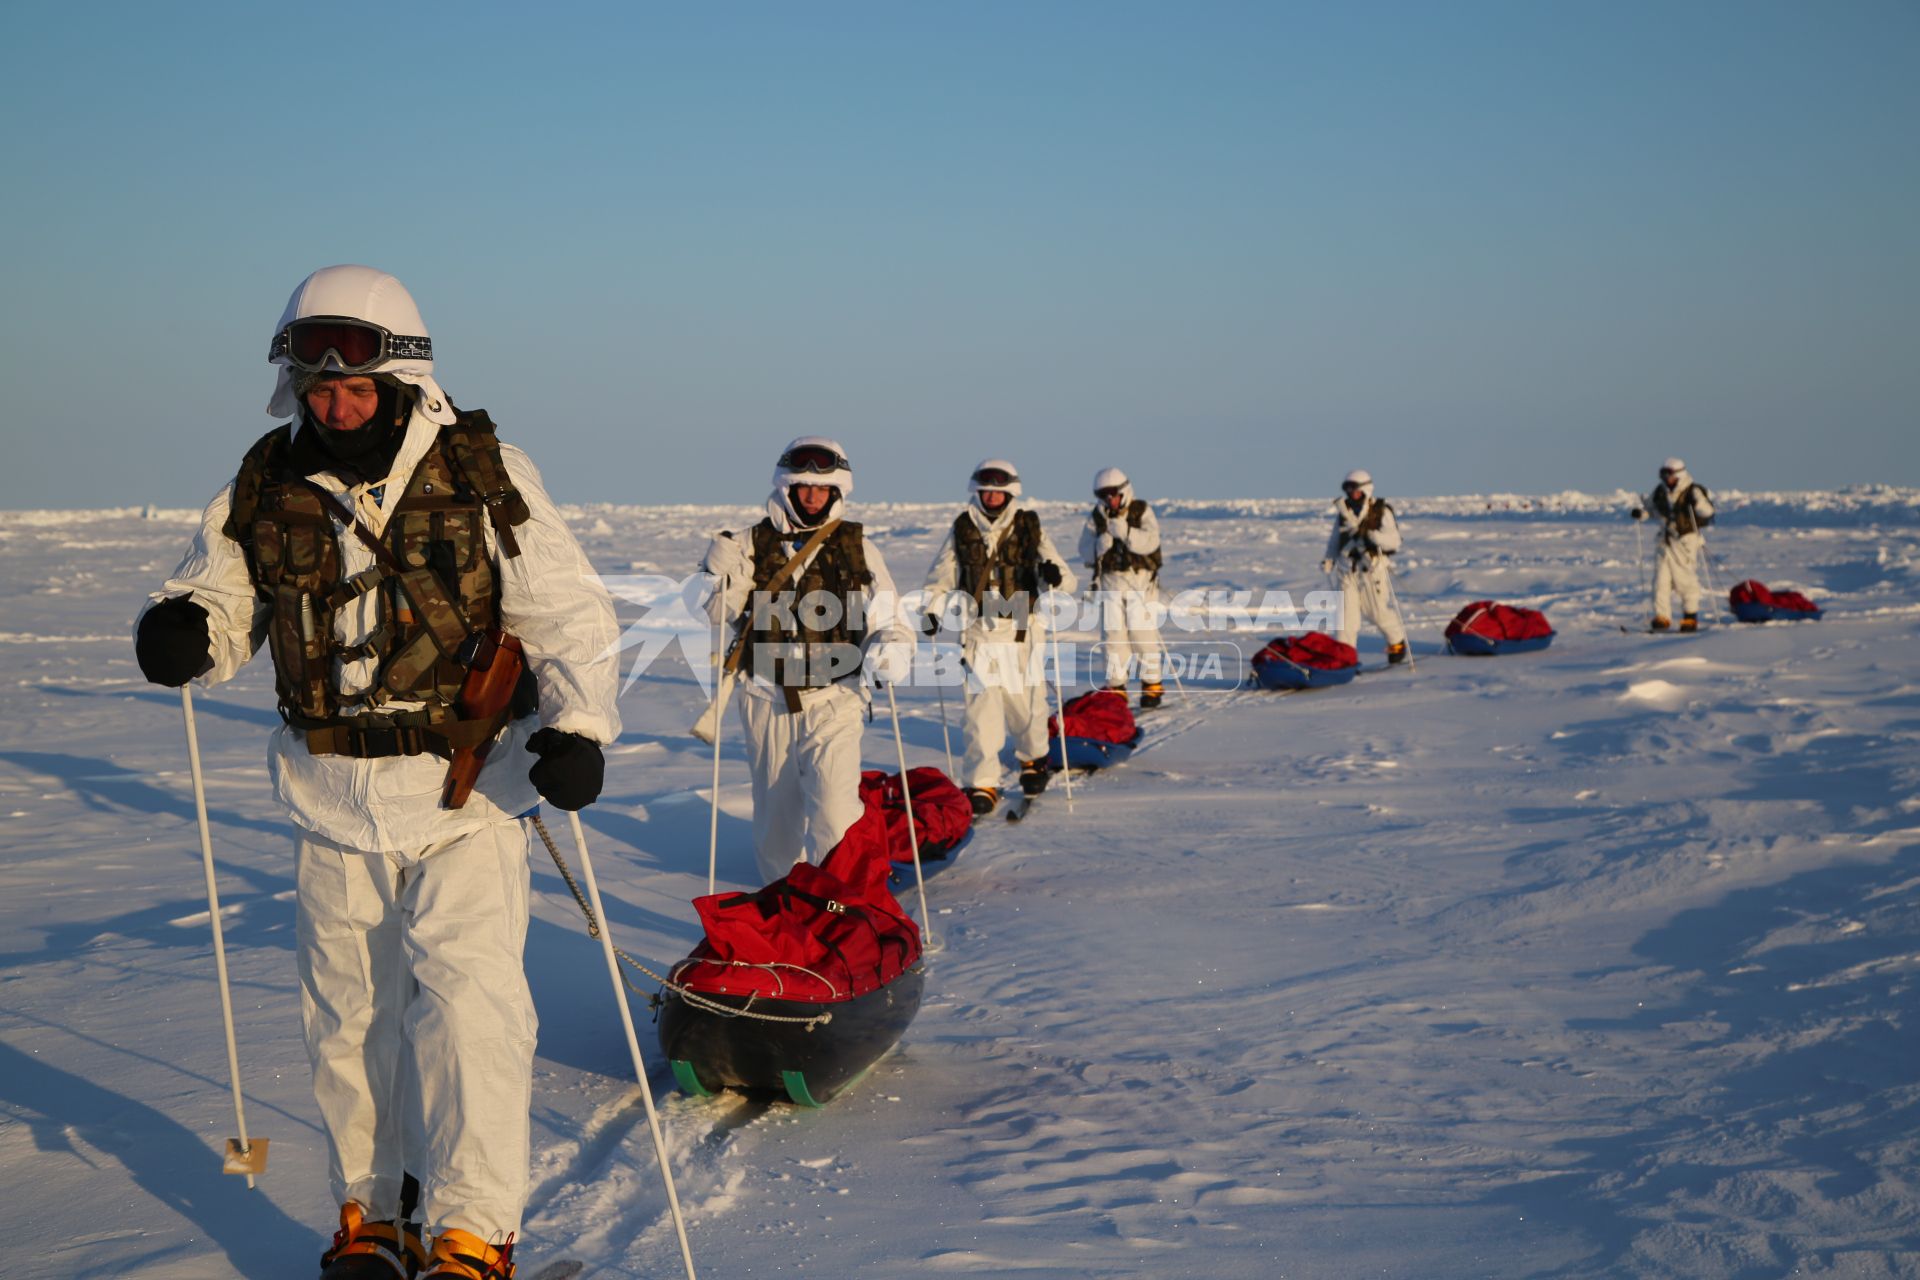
[2, 1, 1914, 508]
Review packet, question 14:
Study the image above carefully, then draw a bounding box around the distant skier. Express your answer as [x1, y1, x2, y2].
[1321, 468, 1409, 663]
[1079, 467, 1166, 709]
[699, 438, 915, 885]
[1631, 456, 1715, 631]
[922, 460, 1078, 814]
[134, 266, 620, 1280]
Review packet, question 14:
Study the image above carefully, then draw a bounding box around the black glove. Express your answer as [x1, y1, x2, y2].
[922, 613, 941, 637]
[526, 728, 605, 811]
[1630, 507, 1646, 521]
[136, 596, 213, 687]
[1038, 561, 1063, 588]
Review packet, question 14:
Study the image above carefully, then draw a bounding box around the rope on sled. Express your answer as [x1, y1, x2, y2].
[531, 814, 833, 1029]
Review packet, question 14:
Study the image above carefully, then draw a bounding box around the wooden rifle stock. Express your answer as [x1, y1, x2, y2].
[442, 630, 525, 809]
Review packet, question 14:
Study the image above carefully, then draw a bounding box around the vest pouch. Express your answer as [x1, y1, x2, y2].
[285, 524, 323, 575]
[380, 630, 445, 698]
[394, 566, 474, 658]
[251, 520, 286, 576]
[269, 583, 328, 717]
[439, 510, 481, 572]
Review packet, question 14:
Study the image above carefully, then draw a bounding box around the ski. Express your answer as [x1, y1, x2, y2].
[1005, 794, 1034, 823]
[527, 1261, 586, 1280]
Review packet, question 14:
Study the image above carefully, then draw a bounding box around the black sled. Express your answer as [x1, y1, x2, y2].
[659, 962, 926, 1107]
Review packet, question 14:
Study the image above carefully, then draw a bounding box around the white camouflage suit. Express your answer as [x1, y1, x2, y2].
[699, 439, 915, 887]
[1323, 472, 1407, 650]
[141, 268, 621, 1246]
[1077, 469, 1164, 687]
[922, 463, 1078, 791]
[1642, 460, 1715, 620]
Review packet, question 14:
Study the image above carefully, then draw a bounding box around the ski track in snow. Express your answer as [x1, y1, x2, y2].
[3, 491, 1919, 1278]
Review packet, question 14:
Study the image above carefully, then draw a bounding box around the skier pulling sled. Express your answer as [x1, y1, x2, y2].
[658, 799, 926, 1108]
[1250, 633, 1362, 690]
[1729, 580, 1823, 623]
[1443, 602, 1556, 655]
[1630, 457, 1716, 632]
[1047, 688, 1144, 771]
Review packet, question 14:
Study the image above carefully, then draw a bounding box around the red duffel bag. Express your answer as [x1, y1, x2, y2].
[1445, 601, 1554, 642]
[1047, 688, 1138, 744]
[1253, 633, 1359, 670]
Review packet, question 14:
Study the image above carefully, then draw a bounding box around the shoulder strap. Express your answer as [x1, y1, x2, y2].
[442, 408, 530, 558]
[222, 424, 294, 543]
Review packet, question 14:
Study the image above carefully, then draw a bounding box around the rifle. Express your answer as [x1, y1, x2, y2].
[442, 629, 526, 809]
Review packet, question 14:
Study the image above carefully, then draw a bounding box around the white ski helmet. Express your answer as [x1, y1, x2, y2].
[1660, 456, 1687, 476]
[1342, 468, 1374, 501]
[970, 458, 1022, 503]
[267, 265, 454, 425]
[771, 436, 854, 503]
[1092, 466, 1130, 499]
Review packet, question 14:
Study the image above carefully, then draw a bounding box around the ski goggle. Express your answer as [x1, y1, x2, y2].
[778, 444, 851, 474]
[973, 466, 1017, 488]
[1659, 467, 1679, 479]
[270, 317, 432, 373]
[1095, 485, 1126, 501]
[1342, 480, 1367, 494]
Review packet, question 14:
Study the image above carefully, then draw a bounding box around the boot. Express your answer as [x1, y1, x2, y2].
[1679, 613, 1698, 633]
[1386, 642, 1408, 665]
[965, 786, 998, 816]
[419, 1229, 514, 1280]
[1019, 757, 1052, 796]
[1650, 616, 1671, 632]
[1138, 682, 1164, 710]
[320, 1202, 426, 1279]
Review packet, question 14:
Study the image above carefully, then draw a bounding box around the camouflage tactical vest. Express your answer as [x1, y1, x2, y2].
[1339, 499, 1396, 557]
[953, 507, 1043, 610]
[1094, 499, 1162, 578]
[743, 518, 872, 697]
[222, 408, 531, 758]
[1652, 483, 1711, 536]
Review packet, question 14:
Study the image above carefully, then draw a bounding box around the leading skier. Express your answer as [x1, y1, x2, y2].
[134, 265, 621, 1280]
[698, 438, 915, 886]
[1321, 468, 1409, 663]
[1631, 456, 1716, 631]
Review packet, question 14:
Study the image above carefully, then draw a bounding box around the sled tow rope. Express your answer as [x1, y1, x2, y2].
[531, 814, 833, 1029]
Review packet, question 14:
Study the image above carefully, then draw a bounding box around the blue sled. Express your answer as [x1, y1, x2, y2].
[1733, 601, 1822, 623]
[890, 827, 972, 888]
[1251, 658, 1360, 691]
[1447, 632, 1555, 656]
[1053, 729, 1144, 771]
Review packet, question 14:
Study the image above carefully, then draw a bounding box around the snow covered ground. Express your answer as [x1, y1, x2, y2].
[3, 486, 1917, 1278]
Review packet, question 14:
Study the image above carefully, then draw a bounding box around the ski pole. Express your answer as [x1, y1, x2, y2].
[181, 685, 267, 1186]
[701, 572, 736, 896]
[1382, 569, 1417, 673]
[884, 683, 937, 950]
[566, 811, 698, 1280]
[1046, 606, 1074, 811]
[704, 679, 732, 897]
[1697, 537, 1730, 624]
[932, 645, 957, 780]
[1633, 512, 1649, 601]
